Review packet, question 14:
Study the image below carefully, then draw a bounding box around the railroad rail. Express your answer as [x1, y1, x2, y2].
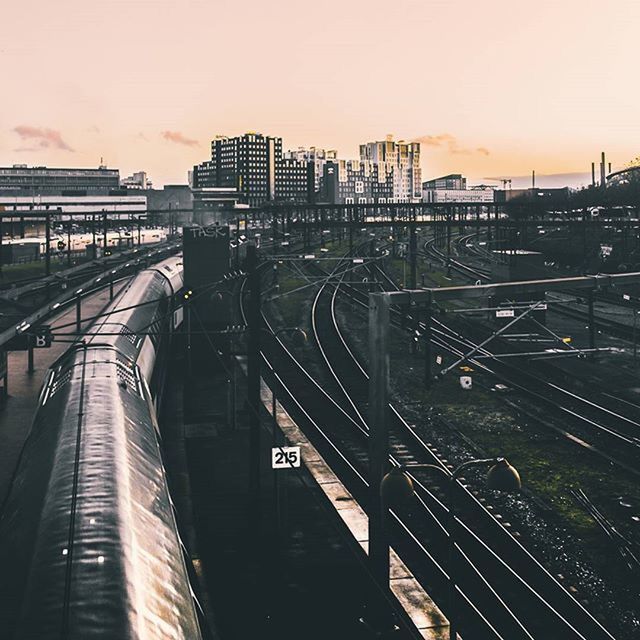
[246, 247, 615, 640]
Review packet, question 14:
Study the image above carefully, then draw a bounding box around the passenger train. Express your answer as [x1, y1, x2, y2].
[2, 228, 168, 263]
[0, 254, 204, 639]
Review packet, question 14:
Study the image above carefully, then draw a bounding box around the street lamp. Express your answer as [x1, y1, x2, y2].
[381, 457, 521, 640]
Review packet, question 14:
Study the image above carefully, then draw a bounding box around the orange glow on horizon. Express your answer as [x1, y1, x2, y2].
[1, 0, 638, 187]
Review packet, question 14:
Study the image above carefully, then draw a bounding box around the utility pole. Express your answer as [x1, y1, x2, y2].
[67, 221, 72, 267]
[45, 211, 51, 276]
[409, 226, 417, 290]
[423, 291, 433, 387]
[235, 217, 240, 269]
[103, 211, 108, 254]
[588, 290, 595, 353]
[368, 292, 390, 588]
[92, 213, 97, 259]
[247, 244, 262, 520]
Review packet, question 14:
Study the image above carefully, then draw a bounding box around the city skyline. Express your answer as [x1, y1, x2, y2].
[2, 0, 638, 187]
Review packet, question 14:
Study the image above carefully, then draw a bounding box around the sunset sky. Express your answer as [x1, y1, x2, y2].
[1, 0, 638, 187]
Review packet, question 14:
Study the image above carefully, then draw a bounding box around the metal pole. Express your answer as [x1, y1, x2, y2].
[235, 217, 240, 269]
[409, 226, 417, 290]
[109, 274, 114, 301]
[424, 293, 432, 387]
[247, 244, 262, 513]
[439, 300, 545, 378]
[103, 211, 108, 254]
[45, 211, 51, 276]
[588, 290, 595, 351]
[67, 222, 71, 267]
[368, 292, 390, 587]
[76, 292, 82, 333]
[272, 387, 282, 536]
[92, 213, 97, 259]
[634, 303, 637, 367]
[186, 299, 192, 376]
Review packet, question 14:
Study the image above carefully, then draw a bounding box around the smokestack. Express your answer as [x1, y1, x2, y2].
[600, 151, 606, 188]
[608, 162, 612, 174]
[591, 162, 596, 187]
[532, 170, 535, 188]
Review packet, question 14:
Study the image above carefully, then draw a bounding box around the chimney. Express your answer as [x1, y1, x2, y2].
[600, 151, 606, 188]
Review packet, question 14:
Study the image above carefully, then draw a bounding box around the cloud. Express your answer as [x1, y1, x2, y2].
[161, 130, 198, 147]
[413, 133, 489, 157]
[13, 125, 74, 151]
[414, 133, 457, 148]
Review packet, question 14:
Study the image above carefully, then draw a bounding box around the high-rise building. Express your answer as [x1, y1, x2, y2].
[283, 147, 338, 195]
[193, 133, 282, 206]
[359, 135, 421, 202]
[274, 158, 310, 202]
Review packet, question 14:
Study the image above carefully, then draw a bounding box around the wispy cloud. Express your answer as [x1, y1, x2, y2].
[13, 125, 74, 151]
[161, 130, 198, 147]
[413, 133, 490, 157]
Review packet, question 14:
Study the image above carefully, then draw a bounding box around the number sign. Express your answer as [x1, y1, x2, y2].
[272, 446, 301, 469]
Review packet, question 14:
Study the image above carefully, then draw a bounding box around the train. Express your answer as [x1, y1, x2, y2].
[0, 254, 205, 639]
[1, 228, 169, 264]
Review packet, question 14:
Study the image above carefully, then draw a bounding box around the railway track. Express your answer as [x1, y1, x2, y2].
[246, 249, 616, 640]
[367, 260, 640, 475]
[422, 235, 491, 282]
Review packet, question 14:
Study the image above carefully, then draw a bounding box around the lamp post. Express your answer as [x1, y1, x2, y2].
[381, 457, 521, 640]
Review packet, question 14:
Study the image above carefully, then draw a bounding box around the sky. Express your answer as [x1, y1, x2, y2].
[1, 0, 639, 188]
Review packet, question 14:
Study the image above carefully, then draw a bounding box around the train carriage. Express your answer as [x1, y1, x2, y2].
[0, 254, 203, 639]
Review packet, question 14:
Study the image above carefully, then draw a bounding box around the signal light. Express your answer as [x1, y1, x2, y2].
[183, 290, 193, 300]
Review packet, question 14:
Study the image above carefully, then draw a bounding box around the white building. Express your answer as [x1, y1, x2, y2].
[283, 147, 338, 193]
[359, 135, 421, 202]
[422, 188, 494, 203]
[0, 194, 148, 221]
[121, 171, 152, 190]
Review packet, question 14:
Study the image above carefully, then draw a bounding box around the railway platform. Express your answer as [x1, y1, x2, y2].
[0, 281, 128, 504]
[159, 343, 441, 639]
